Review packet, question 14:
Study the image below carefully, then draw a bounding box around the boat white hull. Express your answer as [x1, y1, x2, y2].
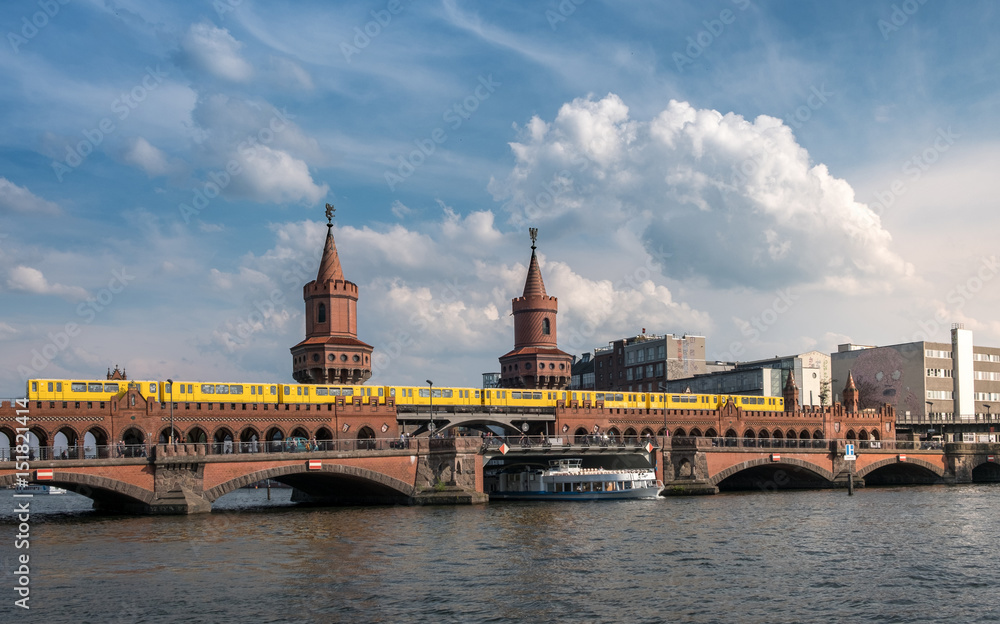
[490, 485, 662, 501]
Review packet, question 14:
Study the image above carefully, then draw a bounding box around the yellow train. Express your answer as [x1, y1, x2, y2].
[27, 378, 783, 413]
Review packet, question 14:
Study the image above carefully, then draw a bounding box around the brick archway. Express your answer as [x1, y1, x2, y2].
[856, 457, 945, 480]
[203, 463, 416, 502]
[0, 471, 154, 508]
[709, 457, 836, 486]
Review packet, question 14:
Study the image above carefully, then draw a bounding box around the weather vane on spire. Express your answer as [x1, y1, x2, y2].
[325, 203, 335, 228]
[529, 227, 538, 250]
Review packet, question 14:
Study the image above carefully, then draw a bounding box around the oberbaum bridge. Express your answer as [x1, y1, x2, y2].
[2, 209, 999, 514]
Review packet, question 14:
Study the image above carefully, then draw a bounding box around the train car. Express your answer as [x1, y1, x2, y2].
[724, 395, 783, 412]
[388, 386, 480, 408]
[279, 382, 383, 404]
[28, 378, 158, 402]
[160, 381, 277, 404]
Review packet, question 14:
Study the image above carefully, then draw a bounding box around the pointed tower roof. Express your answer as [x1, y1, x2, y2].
[521, 227, 547, 298]
[316, 203, 344, 283]
[844, 370, 856, 390]
[784, 370, 797, 391]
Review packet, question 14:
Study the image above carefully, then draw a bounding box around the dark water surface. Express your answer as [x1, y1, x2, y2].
[1, 485, 997, 623]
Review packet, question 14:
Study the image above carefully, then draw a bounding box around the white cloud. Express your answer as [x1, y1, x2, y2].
[391, 200, 412, 219]
[121, 137, 173, 177]
[0, 178, 60, 215]
[0, 322, 17, 340]
[231, 143, 328, 204]
[6, 266, 89, 301]
[182, 22, 254, 82]
[490, 94, 916, 294]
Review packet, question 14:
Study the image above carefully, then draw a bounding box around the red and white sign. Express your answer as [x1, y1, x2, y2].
[771, 454, 781, 462]
[898, 455, 907, 462]
[35, 469, 54, 481]
[645, 442, 654, 453]
[988, 455, 996, 463]
[307, 460, 322, 471]
[499, 443, 509, 455]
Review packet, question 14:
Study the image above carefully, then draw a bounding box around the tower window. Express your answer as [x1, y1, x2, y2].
[318, 303, 326, 323]
[542, 318, 550, 335]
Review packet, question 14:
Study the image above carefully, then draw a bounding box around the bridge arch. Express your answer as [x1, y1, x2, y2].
[204, 463, 415, 504]
[971, 460, 1000, 482]
[857, 457, 945, 484]
[0, 471, 154, 511]
[710, 457, 836, 489]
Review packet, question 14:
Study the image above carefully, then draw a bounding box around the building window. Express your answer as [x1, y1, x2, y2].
[318, 303, 326, 323]
[542, 318, 550, 335]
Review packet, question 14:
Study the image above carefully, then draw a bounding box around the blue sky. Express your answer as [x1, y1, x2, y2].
[1, 0, 999, 396]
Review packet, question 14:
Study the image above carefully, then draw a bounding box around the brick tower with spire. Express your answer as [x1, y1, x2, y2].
[498, 228, 572, 389]
[842, 371, 858, 413]
[782, 370, 799, 411]
[290, 204, 373, 384]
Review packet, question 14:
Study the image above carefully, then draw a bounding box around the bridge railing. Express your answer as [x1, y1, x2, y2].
[673, 437, 941, 452]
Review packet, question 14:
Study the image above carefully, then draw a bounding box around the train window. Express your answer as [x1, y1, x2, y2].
[532, 392, 541, 400]
[330, 388, 341, 396]
[475, 391, 481, 399]
[216, 384, 230, 395]
[202, 384, 215, 394]
[672, 395, 680, 401]
[572, 393, 577, 400]
[365, 388, 371, 396]
[419, 389, 429, 398]
[147, 383, 155, 393]
[343, 388, 354, 396]
[46, 382, 52, 392]
[231, 385, 243, 394]
[379, 388, 384, 396]
[251, 386, 256, 395]
[316, 387, 328, 396]
[615, 394, 623, 401]
[296, 386, 302, 396]
[304, 386, 309, 396]
[389, 388, 396, 397]
[57, 382, 62, 392]
[596, 393, 604, 401]
[87, 383, 101, 392]
[500, 391, 506, 399]
[270, 386, 277, 395]
[443, 389, 452, 398]
[104, 383, 118, 393]
[512, 392, 521, 399]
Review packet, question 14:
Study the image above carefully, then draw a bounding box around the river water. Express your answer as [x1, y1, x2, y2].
[1, 484, 997, 624]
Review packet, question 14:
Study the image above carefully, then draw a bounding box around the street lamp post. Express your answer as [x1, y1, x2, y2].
[167, 378, 175, 445]
[426, 379, 434, 435]
[985, 403, 992, 424]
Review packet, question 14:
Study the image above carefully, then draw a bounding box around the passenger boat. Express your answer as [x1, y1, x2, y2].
[11, 484, 67, 494]
[490, 458, 662, 501]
